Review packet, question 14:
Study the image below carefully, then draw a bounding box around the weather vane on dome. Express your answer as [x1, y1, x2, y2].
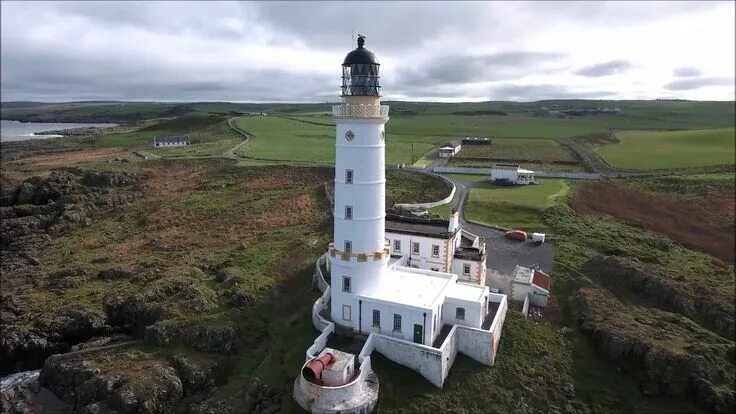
[357, 34, 365, 48]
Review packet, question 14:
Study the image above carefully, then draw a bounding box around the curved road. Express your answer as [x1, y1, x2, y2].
[438, 173, 555, 291]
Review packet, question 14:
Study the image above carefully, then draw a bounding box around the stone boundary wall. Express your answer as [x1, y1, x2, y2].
[432, 166, 601, 180]
[369, 327, 457, 388]
[312, 253, 332, 331]
[391, 167, 457, 210]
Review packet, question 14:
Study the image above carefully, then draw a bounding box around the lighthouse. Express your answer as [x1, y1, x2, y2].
[329, 35, 391, 330]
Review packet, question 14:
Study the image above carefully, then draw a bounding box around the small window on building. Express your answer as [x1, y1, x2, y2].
[344, 240, 352, 253]
[412, 242, 420, 254]
[456, 307, 465, 320]
[463, 264, 471, 275]
[431, 267, 439, 272]
[345, 169, 353, 184]
[393, 314, 402, 331]
[394, 240, 401, 252]
[345, 205, 353, 220]
[343, 305, 351, 321]
[342, 276, 351, 293]
[372, 310, 380, 327]
[432, 244, 440, 257]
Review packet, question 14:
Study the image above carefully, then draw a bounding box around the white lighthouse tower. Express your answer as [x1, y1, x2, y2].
[329, 35, 390, 331]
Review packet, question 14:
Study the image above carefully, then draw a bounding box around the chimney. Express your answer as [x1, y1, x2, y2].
[448, 209, 459, 233]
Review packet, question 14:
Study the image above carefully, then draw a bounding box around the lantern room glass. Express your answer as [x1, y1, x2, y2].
[342, 63, 380, 97]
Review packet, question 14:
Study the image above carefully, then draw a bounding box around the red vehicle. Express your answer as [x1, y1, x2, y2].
[504, 230, 528, 241]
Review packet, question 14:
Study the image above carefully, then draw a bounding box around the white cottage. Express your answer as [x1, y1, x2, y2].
[491, 164, 535, 185]
[385, 211, 487, 285]
[153, 135, 190, 148]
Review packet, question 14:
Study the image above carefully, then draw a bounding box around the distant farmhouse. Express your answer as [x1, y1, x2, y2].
[242, 111, 269, 116]
[535, 106, 621, 118]
[153, 135, 190, 148]
[438, 140, 462, 158]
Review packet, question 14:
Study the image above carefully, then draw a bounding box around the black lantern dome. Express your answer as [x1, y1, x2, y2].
[341, 35, 380, 97]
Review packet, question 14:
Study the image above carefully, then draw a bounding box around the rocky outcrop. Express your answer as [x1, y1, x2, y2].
[171, 355, 220, 396]
[581, 255, 734, 338]
[0, 370, 42, 414]
[576, 287, 735, 414]
[188, 378, 281, 414]
[145, 318, 238, 354]
[39, 349, 183, 413]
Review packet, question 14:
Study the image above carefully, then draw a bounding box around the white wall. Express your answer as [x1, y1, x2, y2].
[329, 253, 389, 328]
[386, 232, 453, 272]
[491, 167, 519, 182]
[334, 119, 388, 255]
[371, 330, 456, 388]
[451, 259, 484, 285]
[442, 297, 483, 329]
[360, 299, 437, 345]
[511, 282, 531, 302]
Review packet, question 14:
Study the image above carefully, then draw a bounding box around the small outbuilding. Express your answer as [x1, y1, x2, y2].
[510, 265, 550, 308]
[438, 140, 462, 158]
[153, 135, 190, 148]
[491, 164, 535, 185]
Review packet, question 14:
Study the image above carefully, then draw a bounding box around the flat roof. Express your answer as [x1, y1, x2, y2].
[357, 267, 454, 310]
[385, 214, 454, 239]
[518, 168, 534, 174]
[446, 282, 487, 303]
[513, 265, 534, 283]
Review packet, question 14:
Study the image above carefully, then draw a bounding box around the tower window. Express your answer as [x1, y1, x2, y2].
[432, 244, 440, 257]
[344, 240, 352, 253]
[342, 276, 351, 293]
[372, 310, 380, 327]
[393, 240, 401, 252]
[345, 205, 353, 220]
[463, 264, 471, 275]
[345, 169, 353, 184]
[393, 314, 402, 332]
[456, 307, 465, 320]
[412, 242, 420, 254]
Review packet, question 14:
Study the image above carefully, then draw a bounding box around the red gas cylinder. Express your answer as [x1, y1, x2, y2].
[302, 353, 335, 382]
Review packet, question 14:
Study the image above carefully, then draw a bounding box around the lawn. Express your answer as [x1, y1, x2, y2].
[596, 128, 736, 170]
[464, 179, 570, 232]
[234, 116, 439, 165]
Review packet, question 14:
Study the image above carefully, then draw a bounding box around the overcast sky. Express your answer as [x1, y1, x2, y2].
[1, 1, 734, 102]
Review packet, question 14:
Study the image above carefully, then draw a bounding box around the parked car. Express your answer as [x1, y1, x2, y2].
[504, 230, 527, 241]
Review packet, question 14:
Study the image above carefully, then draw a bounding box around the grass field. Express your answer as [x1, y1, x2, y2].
[596, 128, 735, 170]
[465, 179, 570, 232]
[234, 116, 438, 165]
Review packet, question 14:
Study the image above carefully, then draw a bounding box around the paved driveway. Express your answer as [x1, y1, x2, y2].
[439, 173, 555, 291]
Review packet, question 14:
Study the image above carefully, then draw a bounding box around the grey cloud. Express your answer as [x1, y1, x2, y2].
[663, 77, 733, 91]
[673, 66, 702, 77]
[490, 84, 614, 101]
[576, 60, 634, 77]
[394, 51, 565, 86]
[0, 1, 733, 102]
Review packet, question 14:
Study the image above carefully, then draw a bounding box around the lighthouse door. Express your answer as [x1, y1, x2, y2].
[413, 324, 423, 344]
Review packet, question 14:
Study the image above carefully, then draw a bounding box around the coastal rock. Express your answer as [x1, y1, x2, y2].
[171, 355, 219, 396]
[581, 255, 734, 338]
[188, 378, 279, 414]
[145, 318, 238, 354]
[39, 349, 183, 413]
[99, 267, 134, 280]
